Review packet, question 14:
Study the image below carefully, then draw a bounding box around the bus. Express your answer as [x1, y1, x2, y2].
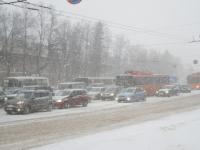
[73, 77, 115, 86]
[187, 72, 200, 90]
[3, 76, 49, 90]
[58, 82, 86, 90]
[116, 71, 177, 96]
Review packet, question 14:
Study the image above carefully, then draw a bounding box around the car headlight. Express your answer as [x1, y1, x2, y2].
[4, 97, 8, 101]
[110, 93, 114, 96]
[56, 99, 63, 103]
[115, 97, 118, 100]
[17, 101, 24, 105]
[156, 91, 158, 94]
[165, 91, 169, 94]
[127, 97, 131, 101]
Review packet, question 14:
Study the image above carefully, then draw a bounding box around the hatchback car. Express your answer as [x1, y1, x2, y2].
[88, 87, 106, 100]
[155, 88, 177, 97]
[53, 89, 90, 109]
[179, 85, 191, 93]
[162, 85, 179, 95]
[101, 86, 122, 100]
[116, 87, 146, 103]
[4, 90, 52, 114]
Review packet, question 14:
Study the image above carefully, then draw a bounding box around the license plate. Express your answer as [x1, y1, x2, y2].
[6, 107, 13, 111]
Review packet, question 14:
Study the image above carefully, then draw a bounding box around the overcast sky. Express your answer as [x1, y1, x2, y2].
[26, 0, 200, 65]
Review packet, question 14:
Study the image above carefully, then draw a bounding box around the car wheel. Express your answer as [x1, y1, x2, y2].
[64, 102, 70, 109]
[23, 106, 30, 114]
[143, 97, 146, 101]
[6, 111, 12, 115]
[47, 104, 52, 112]
[82, 102, 88, 107]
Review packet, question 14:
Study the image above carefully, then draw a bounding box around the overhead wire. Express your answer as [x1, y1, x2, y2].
[0, 0, 26, 5]
[0, 0, 193, 45]
[0, 0, 38, 10]
[19, 1, 189, 42]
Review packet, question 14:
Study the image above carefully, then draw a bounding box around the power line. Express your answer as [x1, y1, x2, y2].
[19, 1, 188, 41]
[0, 0, 26, 5]
[0, 0, 38, 10]
[1, 1, 190, 42]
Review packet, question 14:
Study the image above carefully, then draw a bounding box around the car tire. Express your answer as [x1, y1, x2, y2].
[23, 106, 30, 114]
[6, 111, 12, 115]
[64, 102, 70, 109]
[143, 97, 146, 101]
[47, 104, 52, 112]
[82, 102, 88, 107]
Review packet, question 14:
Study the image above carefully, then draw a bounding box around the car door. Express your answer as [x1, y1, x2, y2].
[30, 92, 40, 111]
[74, 90, 82, 105]
[33, 92, 44, 110]
[134, 88, 141, 101]
[135, 88, 144, 101]
[67, 91, 77, 106]
[0, 91, 6, 106]
[40, 92, 50, 109]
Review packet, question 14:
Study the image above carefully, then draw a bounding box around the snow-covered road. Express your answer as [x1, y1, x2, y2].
[33, 107, 200, 150]
[0, 91, 199, 125]
[1, 91, 200, 150]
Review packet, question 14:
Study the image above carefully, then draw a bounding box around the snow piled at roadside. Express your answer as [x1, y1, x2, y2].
[32, 109, 200, 150]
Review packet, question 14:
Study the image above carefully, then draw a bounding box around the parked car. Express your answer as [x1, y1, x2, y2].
[179, 85, 191, 93]
[88, 87, 106, 100]
[101, 86, 122, 100]
[155, 88, 177, 97]
[53, 89, 90, 109]
[0, 91, 7, 107]
[4, 90, 52, 114]
[52, 90, 72, 108]
[161, 85, 179, 95]
[116, 87, 146, 103]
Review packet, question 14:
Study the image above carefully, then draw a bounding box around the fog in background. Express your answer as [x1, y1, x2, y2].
[0, 0, 200, 84]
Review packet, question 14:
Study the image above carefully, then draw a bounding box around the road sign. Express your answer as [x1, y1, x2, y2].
[67, 0, 82, 4]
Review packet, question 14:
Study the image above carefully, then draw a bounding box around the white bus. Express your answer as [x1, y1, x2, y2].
[3, 76, 49, 90]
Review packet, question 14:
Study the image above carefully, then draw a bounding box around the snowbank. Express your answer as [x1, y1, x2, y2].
[32, 108, 200, 150]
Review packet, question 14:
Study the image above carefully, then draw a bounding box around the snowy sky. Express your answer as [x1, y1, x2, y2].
[13, 0, 200, 64]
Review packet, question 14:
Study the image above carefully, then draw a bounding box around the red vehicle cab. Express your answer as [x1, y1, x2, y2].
[187, 72, 200, 90]
[53, 89, 89, 109]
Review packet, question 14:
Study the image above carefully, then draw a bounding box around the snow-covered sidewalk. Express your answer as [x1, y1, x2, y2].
[33, 109, 200, 150]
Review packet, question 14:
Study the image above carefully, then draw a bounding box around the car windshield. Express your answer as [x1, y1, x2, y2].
[5, 90, 19, 95]
[89, 88, 102, 92]
[105, 88, 115, 92]
[17, 92, 33, 99]
[121, 88, 135, 93]
[54, 90, 71, 96]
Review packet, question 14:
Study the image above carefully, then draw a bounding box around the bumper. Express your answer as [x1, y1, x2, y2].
[155, 93, 170, 97]
[101, 95, 115, 100]
[53, 101, 64, 109]
[118, 100, 130, 103]
[4, 105, 25, 113]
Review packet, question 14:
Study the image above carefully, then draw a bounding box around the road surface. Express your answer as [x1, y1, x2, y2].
[0, 91, 200, 150]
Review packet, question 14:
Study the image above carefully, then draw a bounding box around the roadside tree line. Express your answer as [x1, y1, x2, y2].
[0, 6, 182, 85]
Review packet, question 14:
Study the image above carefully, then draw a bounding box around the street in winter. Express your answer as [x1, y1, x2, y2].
[0, 0, 200, 150]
